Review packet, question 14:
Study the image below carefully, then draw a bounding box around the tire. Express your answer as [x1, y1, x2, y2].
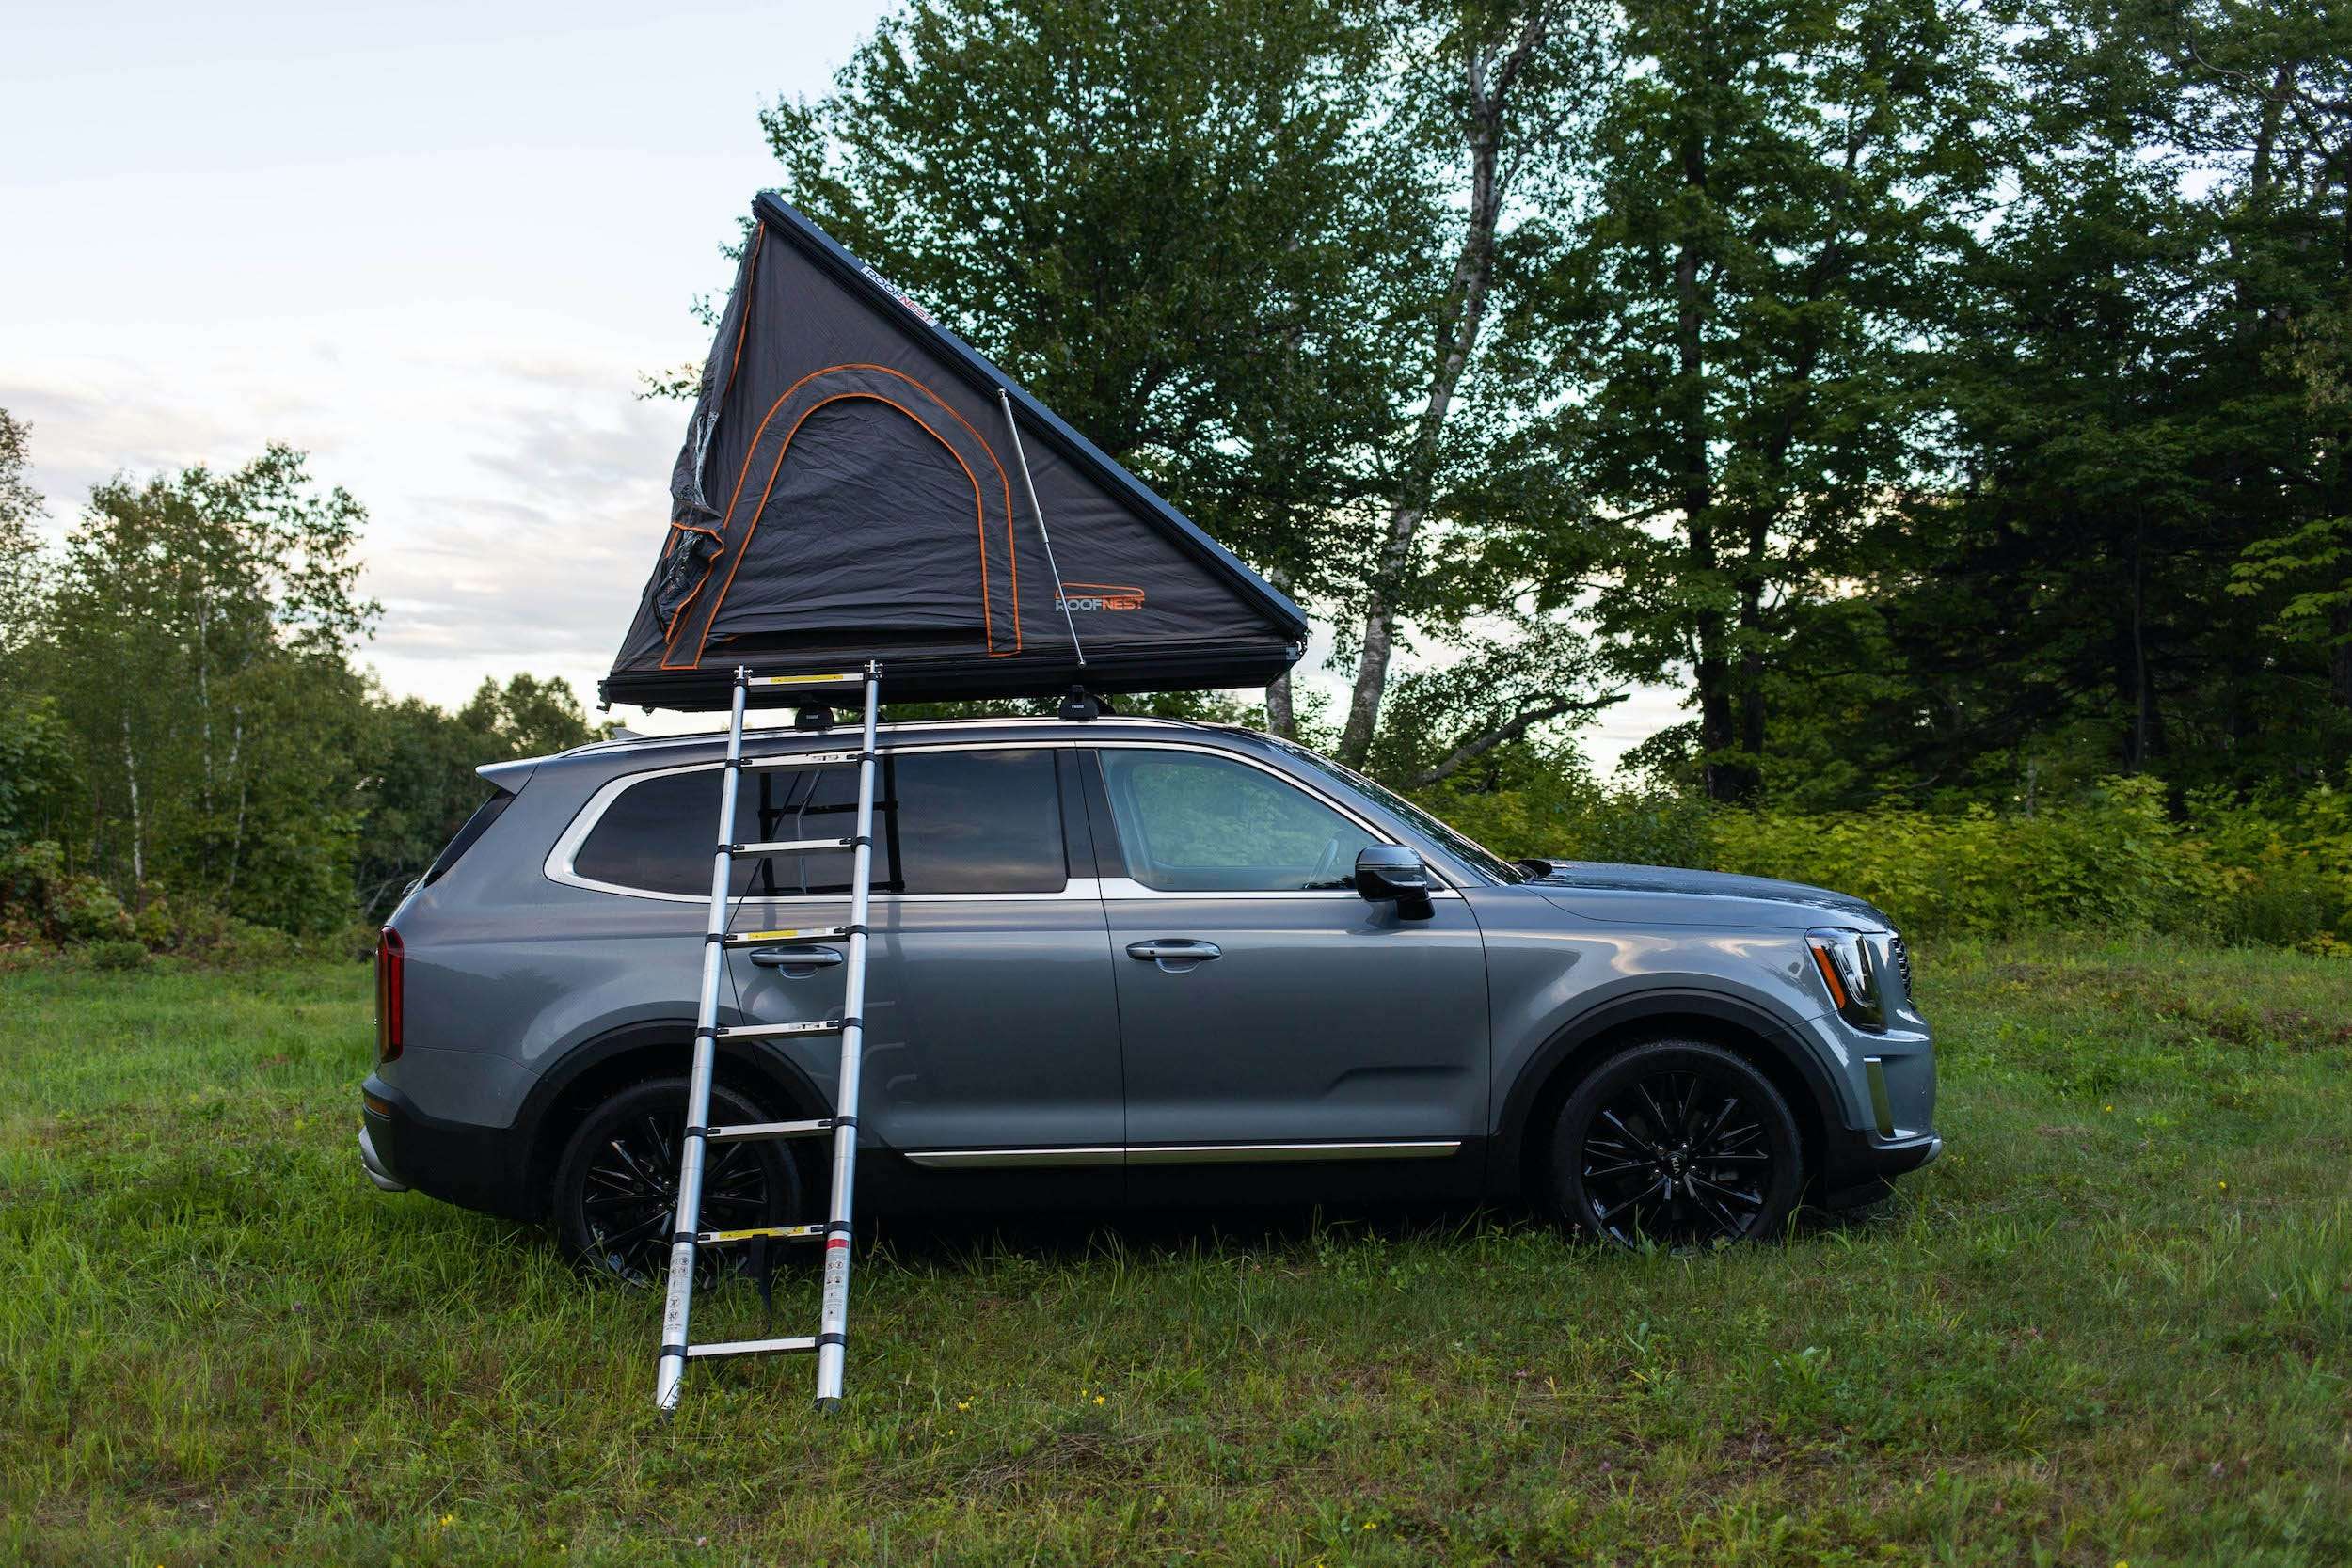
[550, 1077, 807, 1286]
[1549, 1040, 1803, 1248]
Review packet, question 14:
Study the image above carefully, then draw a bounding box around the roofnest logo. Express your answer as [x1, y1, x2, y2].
[1055, 583, 1146, 612]
[859, 262, 936, 325]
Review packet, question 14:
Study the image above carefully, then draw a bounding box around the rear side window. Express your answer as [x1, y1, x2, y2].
[569, 748, 1067, 897]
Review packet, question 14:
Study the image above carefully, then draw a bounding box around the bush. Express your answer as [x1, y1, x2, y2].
[85, 939, 149, 971]
[1421, 767, 2351, 947]
[54, 875, 134, 942]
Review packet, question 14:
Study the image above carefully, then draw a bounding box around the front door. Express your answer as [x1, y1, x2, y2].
[1084, 745, 1488, 1198]
[724, 745, 1122, 1180]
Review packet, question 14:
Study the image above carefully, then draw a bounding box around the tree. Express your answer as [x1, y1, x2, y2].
[761, 0, 1624, 780]
[34, 447, 381, 930]
[1329, 0, 1611, 769]
[355, 673, 609, 917]
[1539, 0, 2009, 800]
[0, 408, 50, 677]
[769, 0, 1428, 628]
[1825, 0, 2352, 801]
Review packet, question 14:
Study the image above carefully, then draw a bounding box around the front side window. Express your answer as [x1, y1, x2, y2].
[569, 748, 1065, 897]
[1096, 748, 1377, 893]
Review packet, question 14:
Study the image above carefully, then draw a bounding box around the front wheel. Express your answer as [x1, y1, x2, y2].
[550, 1077, 805, 1285]
[1549, 1040, 1802, 1248]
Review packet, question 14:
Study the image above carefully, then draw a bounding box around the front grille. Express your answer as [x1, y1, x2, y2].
[1888, 932, 1913, 999]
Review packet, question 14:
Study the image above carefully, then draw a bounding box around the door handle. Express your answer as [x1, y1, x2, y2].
[1126, 939, 1221, 967]
[750, 945, 846, 972]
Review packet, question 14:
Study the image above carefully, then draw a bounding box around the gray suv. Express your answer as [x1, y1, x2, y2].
[360, 715, 1938, 1272]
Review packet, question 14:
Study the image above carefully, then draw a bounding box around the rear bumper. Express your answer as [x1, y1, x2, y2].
[359, 1078, 539, 1222]
[358, 1123, 407, 1192]
[1815, 1128, 1942, 1209]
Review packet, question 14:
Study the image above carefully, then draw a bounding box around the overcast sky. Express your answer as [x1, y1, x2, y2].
[3, 0, 1680, 768]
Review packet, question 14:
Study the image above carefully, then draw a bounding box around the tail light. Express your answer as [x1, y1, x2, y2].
[375, 927, 405, 1062]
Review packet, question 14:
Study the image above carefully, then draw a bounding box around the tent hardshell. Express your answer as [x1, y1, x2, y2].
[602, 195, 1309, 711]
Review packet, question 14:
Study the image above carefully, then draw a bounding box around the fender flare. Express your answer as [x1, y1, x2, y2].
[1492, 987, 1844, 1197]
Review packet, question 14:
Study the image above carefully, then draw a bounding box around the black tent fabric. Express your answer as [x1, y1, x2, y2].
[603, 196, 1309, 711]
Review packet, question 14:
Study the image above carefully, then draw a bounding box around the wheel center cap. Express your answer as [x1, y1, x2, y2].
[1668, 1151, 1686, 1176]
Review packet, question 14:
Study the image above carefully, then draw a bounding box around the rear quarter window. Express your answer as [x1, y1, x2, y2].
[567, 748, 1066, 897]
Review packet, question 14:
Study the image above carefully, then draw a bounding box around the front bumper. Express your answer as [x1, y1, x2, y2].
[1816, 1127, 1942, 1209]
[359, 1078, 538, 1222]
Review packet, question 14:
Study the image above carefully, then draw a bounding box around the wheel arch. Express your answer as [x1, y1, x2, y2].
[1493, 990, 1836, 1205]
[514, 1020, 831, 1217]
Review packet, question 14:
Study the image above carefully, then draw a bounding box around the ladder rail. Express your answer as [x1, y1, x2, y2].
[814, 664, 881, 1407]
[654, 666, 752, 1413]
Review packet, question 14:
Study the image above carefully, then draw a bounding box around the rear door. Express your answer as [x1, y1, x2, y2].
[720, 745, 1123, 1164]
[1084, 744, 1488, 1197]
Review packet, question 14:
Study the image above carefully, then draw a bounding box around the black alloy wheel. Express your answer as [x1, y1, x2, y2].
[1551, 1040, 1802, 1248]
[551, 1078, 804, 1286]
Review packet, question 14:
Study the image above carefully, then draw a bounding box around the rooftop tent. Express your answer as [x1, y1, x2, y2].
[603, 195, 1309, 711]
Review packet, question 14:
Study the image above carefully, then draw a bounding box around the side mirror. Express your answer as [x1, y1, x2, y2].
[1355, 845, 1435, 921]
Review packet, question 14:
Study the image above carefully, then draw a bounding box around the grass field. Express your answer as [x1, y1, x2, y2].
[3, 942, 2348, 1566]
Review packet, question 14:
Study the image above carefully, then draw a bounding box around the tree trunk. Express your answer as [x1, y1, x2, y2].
[1263, 566, 1297, 738]
[1667, 103, 1746, 800]
[1265, 672, 1295, 739]
[2121, 515, 2167, 770]
[120, 713, 144, 892]
[2331, 604, 2352, 714]
[226, 709, 246, 895]
[1334, 11, 1550, 768]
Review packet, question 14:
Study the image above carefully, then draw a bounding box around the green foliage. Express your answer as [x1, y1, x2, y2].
[0, 698, 78, 847]
[355, 673, 609, 920]
[1447, 771, 2352, 946]
[0, 408, 50, 677]
[1535, 0, 2010, 800]
[0, 420, 607, 942]
[84, 938, 148, 971]
[768, 0, 1431, 600]
[19, 444, 381, 934]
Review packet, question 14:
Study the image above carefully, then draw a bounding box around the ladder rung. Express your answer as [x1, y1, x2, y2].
[749, 673, 864, 689]
[729, 837, 853, 856]
[691, 1222, 826, 1243]
[720, 927, 849, 946]
[739, 749, 875, 770]
[707, 1118, 834, 1143]
[713, 1019, 843, 1040]
[685, 1336, 818, 1360]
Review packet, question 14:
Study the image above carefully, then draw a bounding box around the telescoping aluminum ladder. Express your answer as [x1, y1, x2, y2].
[655, 662, 882, 1414]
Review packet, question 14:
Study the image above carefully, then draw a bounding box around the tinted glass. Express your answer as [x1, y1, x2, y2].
[1263, 736, 1528, 884]
[1097, 749, 1375, 892]
[571, 749, 1066, 897]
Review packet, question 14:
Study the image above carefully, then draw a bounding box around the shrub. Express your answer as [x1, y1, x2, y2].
[86, 939, 149, 971]
[55, 876, 134, 942]
[1423, 768, 2350, 947]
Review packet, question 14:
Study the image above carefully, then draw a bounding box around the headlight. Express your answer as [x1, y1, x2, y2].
[1807, 927, 1885, 1030]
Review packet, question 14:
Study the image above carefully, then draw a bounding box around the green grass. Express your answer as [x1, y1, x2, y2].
[3, 943, 2348, 1566]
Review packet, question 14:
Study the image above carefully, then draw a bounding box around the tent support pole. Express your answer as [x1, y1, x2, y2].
[997, 388, 1086, 666]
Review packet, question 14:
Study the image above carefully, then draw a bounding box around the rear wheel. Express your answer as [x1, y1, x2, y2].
[551, 1077, 805, 1286]
[1549, 1041, 1802, 1248]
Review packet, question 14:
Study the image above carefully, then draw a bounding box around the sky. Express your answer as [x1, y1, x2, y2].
[2, 0, 1681, 768]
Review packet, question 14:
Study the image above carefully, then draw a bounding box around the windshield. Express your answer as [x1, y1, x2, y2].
[1261, 736, 1532, 884]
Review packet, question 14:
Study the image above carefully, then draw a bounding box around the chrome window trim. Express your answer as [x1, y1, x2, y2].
[902, 1139, 1463, 1169]
[544, 735, 1457, 903]
[544, 744, 1089, 906]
